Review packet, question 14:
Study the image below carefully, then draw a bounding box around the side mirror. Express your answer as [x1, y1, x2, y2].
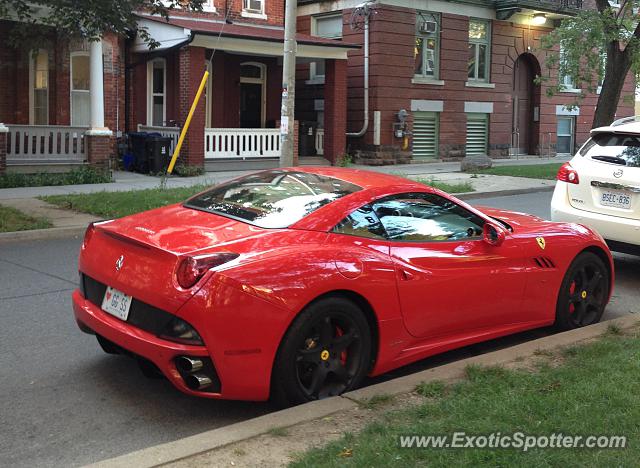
[483, 222, 506, 247]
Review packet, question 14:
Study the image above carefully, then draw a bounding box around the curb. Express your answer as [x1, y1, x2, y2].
[88, 314, 639, 468]
[0, 225, 87, 244]
[457, 185, 554, 201]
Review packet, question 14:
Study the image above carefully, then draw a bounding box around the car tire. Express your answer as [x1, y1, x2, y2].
[555, 252, 610, 331]
[271, 297, 372, 406]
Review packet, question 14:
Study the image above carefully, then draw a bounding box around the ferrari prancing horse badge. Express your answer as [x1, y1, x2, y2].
[536, 237, 546, 250]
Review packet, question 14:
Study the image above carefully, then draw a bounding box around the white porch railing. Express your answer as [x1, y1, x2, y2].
[315, 128, 324, 156]
[6, 125, 87, 164]
[137, 125, 181, 153]
[205, 128, 281, 159]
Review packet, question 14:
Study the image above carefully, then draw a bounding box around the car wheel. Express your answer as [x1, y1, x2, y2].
[272, 297, 372, 406]
[555, 252, 609, 331]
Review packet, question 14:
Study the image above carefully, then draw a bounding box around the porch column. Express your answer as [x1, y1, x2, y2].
[86, 38, 113, 170]
[324, 59, 347, 165]
[0, 123, 7, 174]
[178, 46, 206, 168]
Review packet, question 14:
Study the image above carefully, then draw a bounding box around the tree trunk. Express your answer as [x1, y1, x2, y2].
[593, 42, 631, 129]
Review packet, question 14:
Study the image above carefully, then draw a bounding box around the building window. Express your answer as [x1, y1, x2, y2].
[30, 49, 49, 125]
[147, 59, 166, 127]
[468, 19, 490, 82]
[70, 52, 90, 127]
[557, 116, 575, 155]
[242, 0, 265, 16]
[412, 112, 439, 159]
[415, 12, 440, 80]
[559, 42, 579, 92]
[310, 13, 343, 81]
[240, 62, 266, 128]
[466, 113, 489, 156]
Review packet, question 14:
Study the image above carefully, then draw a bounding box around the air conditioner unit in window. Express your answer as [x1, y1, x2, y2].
[420, 21, 438, 34]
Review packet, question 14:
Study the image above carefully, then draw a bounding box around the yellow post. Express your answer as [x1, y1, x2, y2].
[166, 70, 210, 174]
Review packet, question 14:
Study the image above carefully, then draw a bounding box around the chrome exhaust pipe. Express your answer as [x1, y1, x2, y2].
[177, 356, 203, 373]
[185, 373, 213, 390]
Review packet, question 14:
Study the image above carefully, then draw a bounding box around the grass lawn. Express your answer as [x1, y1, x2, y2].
[0, 205, 52, 232]
[292, 327, 640, 467]
[41, 185, 208, 219]
[415, 178, 475, 194]
[0, 166, 111, 189]
[477, 163, 564, 180]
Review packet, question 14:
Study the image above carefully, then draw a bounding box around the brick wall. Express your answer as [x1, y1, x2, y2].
[297, 4, 635, 161]
[178, 46, 206, 167]
[166, 0, 284, 27]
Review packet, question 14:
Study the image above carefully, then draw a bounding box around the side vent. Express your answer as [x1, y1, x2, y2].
[533, 257, 556, 269]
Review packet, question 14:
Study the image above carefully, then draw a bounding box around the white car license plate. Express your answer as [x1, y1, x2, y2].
[101, 286, 133, 321]
[600, 190, 632, 209]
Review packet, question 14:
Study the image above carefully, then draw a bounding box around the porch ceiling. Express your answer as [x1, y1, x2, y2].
[134, 15, 358, 60]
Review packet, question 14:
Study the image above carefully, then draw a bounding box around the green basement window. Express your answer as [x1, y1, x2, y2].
[466, 113, 489, 156]
[412, 112, 439, 159]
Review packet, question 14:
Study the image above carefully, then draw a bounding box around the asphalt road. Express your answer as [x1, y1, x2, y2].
[1, 190, 638, 467]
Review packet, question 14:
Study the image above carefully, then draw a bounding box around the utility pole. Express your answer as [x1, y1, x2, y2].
[280, 0, 297, 167]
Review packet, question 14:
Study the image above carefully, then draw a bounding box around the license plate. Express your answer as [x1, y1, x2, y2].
[101, 286, 133, 321]
[600, 190, 632, 209]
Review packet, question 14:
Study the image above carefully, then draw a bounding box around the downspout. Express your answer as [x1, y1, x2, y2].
[346, 5, 369, 138]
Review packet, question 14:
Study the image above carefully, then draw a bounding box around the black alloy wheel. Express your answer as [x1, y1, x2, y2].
[555, 252, 610, 330]
[272, 297, 372, 406]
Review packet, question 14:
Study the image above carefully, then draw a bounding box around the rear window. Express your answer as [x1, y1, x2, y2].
[580, 133, 640, 168]
[184, 170, 362, 228]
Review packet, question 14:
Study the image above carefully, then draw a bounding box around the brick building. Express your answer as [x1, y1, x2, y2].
[296, 0, 636, 164]
[0, 0, 355, 173]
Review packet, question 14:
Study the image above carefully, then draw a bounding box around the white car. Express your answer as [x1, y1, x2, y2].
[551, 117, 640, 255]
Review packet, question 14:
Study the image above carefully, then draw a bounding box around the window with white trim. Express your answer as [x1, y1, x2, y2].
[415, 12, 440, 80]
[468, 19, 490, 82]
[31, 49, 49, 125]
[70, 52, 90, 127]
[242, 0, 264, 15]
[559, 42, 578, 91]
[147, 59, 166, 127]
[310, 13, 343, 81]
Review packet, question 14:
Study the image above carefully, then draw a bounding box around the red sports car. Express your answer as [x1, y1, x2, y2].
[73, 167, 613, 404]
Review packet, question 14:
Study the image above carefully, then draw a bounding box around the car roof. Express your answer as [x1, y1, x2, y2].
[275, 166, 425, 191]
[591, 116, 640, 136]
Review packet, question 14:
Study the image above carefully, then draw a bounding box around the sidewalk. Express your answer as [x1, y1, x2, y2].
[0, 157, 566, 242]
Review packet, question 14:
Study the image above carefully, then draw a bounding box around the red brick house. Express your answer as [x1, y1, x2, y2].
[0, 0, 356, 173]
[295, 0, 636, 164]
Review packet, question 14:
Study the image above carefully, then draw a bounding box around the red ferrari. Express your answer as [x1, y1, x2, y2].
[73, 167, 613, 404]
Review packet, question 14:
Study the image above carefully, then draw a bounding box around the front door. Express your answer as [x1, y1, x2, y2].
[512, 56, 533, 156]
[371, 192, 527, 339]
[240, 83, 262, 128]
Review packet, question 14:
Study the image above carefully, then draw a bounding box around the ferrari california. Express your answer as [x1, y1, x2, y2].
[73, 167, 613, 405]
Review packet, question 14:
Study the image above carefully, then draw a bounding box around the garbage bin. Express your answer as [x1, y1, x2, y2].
[128, 132, 149, 173]
[146, 135, 172, 174]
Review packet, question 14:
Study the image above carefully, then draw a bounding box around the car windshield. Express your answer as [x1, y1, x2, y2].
[580, 133, 640, 168]
[184, 171, 362, 228]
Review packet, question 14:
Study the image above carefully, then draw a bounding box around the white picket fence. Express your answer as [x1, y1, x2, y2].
[136, 125, 180, 153]
[6, 125, 87, 164]
[204, 128, 280, 159]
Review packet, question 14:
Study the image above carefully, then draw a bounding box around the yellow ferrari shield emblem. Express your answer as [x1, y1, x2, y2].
[320, 350, 330, 361]
[536, 237, 546, 250]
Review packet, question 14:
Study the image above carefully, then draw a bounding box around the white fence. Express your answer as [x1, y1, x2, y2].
[204, 128, 280, 159]
[136, 125, 180, 153]
[315, 129, 324, 156]
[6, 125, 87, 164]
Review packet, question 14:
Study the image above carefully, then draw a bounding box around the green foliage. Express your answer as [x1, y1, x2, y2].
[0, 0, 205, 49]
[0, 205, 52, 232]
[538, 1, 640, 124]
[338, 153, 354, 167]
[360, 394, 393, 409]
[172, 164, 205, 177]
[415, 380, 447, 399]
[40, 184, 207, 218]
[477, 163, 563, 180]
[415, 177, 475, 194]
[0, 166, 112, 188]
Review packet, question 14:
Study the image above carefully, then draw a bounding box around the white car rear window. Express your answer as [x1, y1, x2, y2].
[580, 133, 640, 168]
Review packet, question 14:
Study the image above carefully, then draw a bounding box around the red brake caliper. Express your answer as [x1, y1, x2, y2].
[569, 281, 576, 314]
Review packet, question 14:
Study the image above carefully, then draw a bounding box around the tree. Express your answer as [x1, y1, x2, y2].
[540, 0, 640, 128]
[0, 0, 204, 48]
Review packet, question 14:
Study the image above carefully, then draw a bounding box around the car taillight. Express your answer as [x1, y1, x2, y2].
[557, 162, 580, 184]
[82, 223, 95, 249]
[175, 253, 239, 289]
